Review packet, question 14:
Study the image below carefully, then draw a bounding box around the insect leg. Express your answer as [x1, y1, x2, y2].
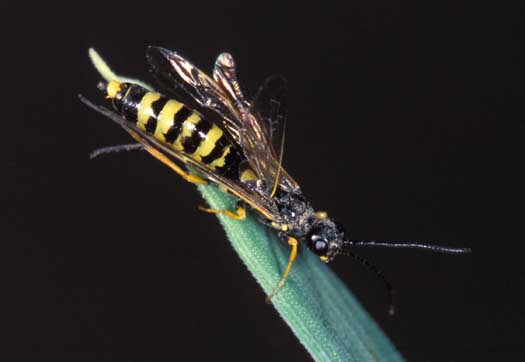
[198, 201, 246, 221]
[266, 236, 298, 302]
[90, 143, 144, 159]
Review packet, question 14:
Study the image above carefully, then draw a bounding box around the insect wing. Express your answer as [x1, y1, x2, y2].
[213, 52, 250, 110]
[212, 53, 279, 191]
[146, 46, 242, 141]
[79, 95, 277, 221]
[148, 48, 299, 194]
[243, 76, 300, 193]
[250, 75, 287, 159]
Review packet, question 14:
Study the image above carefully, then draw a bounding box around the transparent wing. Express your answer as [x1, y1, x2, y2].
[250, 75, 288, 162]
[212, 54, 283, 192]
[149, 47, 300, 194]
[244, 75, 299, 193]
[79, 95, 278, 221]
[146, 46, 242, 142]
[212, 52, 250, 110]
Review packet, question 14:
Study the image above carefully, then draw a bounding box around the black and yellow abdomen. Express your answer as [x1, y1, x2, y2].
[104, 81, 246, 180]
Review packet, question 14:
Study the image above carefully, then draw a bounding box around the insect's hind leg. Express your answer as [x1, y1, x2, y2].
[89, 143, 144, 159]
[198, 200, 247, 221]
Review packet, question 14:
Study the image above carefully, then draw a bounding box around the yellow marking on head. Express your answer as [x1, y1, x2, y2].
[208, 145, 231, 169]
[240, 168, 258, 182]
[173, 112, 201, 150]
[106, 81, 122, 99]
[193, 124, 223, 160]
[320, 256, 329, 262]
[136, 92, 162, 129]
[315, 211, 328, 219]
[281, 224, 289, 232]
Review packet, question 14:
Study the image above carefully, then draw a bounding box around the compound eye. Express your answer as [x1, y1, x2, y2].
[313, 239, 328, 256]
[307, 226, 331, 256]
[309, 230, 329, 256]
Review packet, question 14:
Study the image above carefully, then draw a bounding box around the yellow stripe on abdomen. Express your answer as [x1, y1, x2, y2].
[136, 92, 162, 130]
[193, 124, 223, 160]
[154, 100, 184, 147]
[173, 113, 201, 150]
[208, 145, 232, 170]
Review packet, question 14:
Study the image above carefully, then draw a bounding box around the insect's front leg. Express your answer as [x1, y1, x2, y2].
[250, 212, 293, 235]
[266, 233, 299, 303]
[198, 199, 247, 221]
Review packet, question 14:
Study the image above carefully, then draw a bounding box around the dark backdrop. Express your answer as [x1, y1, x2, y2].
[3, 1, 524, 361]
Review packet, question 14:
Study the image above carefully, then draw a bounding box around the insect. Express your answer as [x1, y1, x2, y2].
[80, 47, 471, 313]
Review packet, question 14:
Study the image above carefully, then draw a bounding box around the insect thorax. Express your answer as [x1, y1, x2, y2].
[272, 189, 317, 238]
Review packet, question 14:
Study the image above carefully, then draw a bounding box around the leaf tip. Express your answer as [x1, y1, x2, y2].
[88, 47, 117, 82]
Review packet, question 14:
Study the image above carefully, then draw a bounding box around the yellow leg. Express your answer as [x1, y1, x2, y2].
[198, 205, 246, 221]
[266, 237, 298, 303]
[131, 133, 207, 185]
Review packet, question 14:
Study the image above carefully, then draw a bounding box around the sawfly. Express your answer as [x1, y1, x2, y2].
[80, 47, 471, 313]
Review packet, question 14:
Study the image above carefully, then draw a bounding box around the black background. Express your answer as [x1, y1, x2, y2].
[3, 1, 524, 361]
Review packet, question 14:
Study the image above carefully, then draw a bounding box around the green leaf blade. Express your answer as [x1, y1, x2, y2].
[198, 185, 404, 362]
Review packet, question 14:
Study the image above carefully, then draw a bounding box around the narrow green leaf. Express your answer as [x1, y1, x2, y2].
[88, 48, 154, 91]
[87, 48, 405, 362]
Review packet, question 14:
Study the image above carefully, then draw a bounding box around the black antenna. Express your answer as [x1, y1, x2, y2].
[345, 240, 472, 254]
[339, 250, 396, 315]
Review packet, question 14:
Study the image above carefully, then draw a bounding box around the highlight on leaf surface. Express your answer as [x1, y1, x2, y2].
[86, 47, 405, 362]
